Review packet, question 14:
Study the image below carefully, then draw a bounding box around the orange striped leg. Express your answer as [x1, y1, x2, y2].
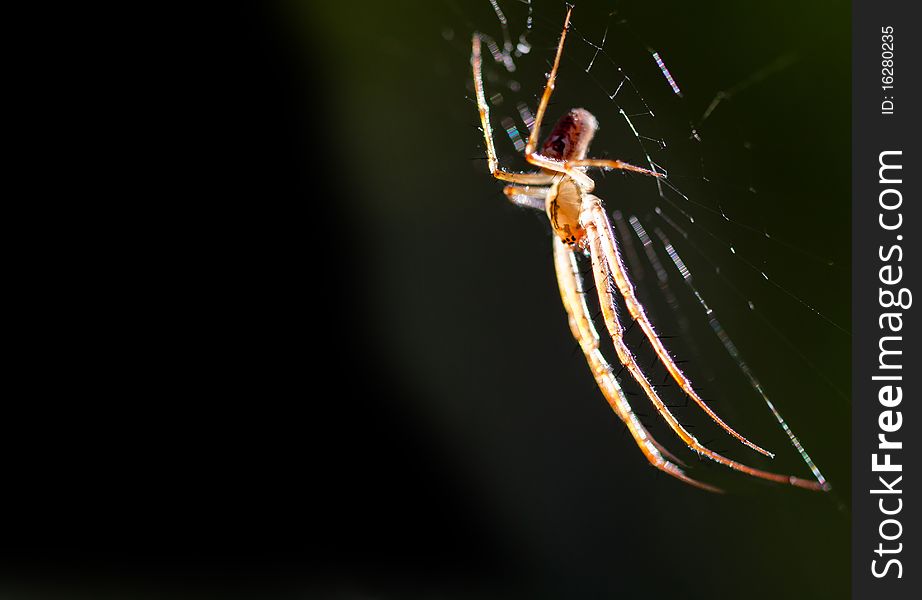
[553, 236, 718, 492]
[587, 202, 776, 459]
[513, 7, 602, 193]
[580, 205, 825, 491]
[523, 6, 573, 156]
[503, 185, 550, 211]
[471, 34, 556, 186]
[566, 158, 662, 178]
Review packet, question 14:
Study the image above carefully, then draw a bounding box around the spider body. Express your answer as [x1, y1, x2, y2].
[537, 108, 599, 248]
[472, 7, 828, 492]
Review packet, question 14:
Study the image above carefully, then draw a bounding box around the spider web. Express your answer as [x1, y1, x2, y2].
[453, 0, 848, 490]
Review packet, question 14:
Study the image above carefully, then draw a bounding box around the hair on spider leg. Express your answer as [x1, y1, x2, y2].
[575, 281, 596, 295]
[655, 334, 680, 341]
[569, 340, 583, 358]
[644, 344, 661, 373]
[576, 265, 594, 277]
[622, 316, 638, 336]
[698, 439, 730, 458]
[663, 393, 692, 410]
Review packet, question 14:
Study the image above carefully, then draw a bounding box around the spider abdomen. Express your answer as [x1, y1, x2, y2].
[546, 178, 585, 247]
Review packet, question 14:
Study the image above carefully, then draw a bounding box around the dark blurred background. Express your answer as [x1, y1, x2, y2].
[1, 1, 850, 598]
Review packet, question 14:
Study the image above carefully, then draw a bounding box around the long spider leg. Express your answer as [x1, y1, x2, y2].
[553, 237, 718, 492]
[471, 34, 556, 186]
[524, 6, 572, 156]
[587, 202, 777, 460]
[503, 185, 550, 211]
[581, 209, 826, 491]
[525, 152, 596, 191]
[510, 6, 599, 193]
[513, 6, 644, 193]
[532, 157, 662, 192]
[566, 158, 663, 178]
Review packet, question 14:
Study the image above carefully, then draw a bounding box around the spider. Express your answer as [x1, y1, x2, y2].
[472, 6, 828, 492]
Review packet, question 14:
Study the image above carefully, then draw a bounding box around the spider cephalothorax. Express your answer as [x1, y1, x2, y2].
[540, 108, 599, 162]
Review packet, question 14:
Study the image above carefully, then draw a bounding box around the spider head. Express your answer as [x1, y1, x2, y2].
[540, 108, 598, 161]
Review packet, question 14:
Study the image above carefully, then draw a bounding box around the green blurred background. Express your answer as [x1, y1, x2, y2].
[285, 0, 851, 597]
